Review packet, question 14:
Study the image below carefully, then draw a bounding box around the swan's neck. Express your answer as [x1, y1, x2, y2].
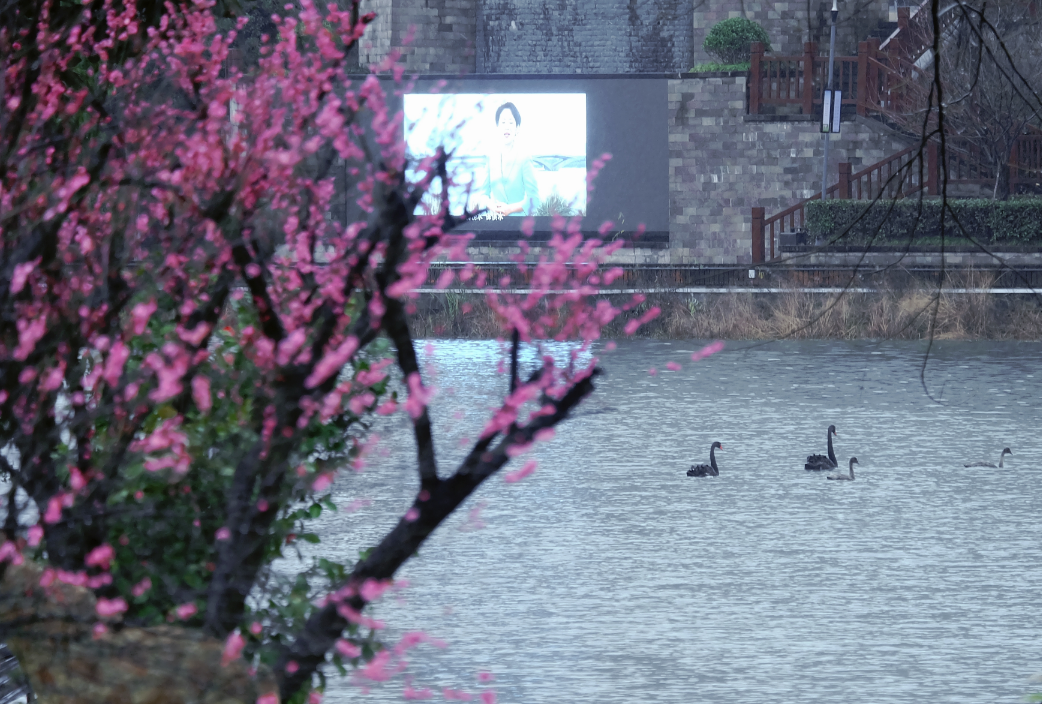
[710, 446, 718, 471]
[827, 432, 836, 463]
[998, 452, 1005, 468]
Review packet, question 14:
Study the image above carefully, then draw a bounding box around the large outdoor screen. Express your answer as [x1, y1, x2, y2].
[399, 77, 669, 241]
[405, 93, 587, 220]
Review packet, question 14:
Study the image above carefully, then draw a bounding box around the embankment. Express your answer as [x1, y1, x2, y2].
[408, 278, 1042, 341]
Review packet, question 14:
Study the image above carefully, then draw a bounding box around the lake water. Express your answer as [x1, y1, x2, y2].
[315, 339, 1042, 704]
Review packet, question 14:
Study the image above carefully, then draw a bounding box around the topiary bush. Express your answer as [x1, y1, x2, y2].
[806, 198, 1042, 245]
[703, 17, 772, 65]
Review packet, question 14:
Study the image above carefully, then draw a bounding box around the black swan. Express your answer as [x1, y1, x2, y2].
[805, 425, 838, 470]
[827, 457, 858, 481]
[964, 447, 1012, 468]
[688, 442, 722, 477]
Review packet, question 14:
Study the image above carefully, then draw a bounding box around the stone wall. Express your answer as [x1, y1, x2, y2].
[359, 0, 477, 73]
[667, 74, 914, 264]
[692, 0, 890, 66]
[476, 0, 693, 73]
[357, 0, 893, 75]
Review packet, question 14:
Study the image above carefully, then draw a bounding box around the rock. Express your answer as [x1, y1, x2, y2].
[0, 561, 276, 704]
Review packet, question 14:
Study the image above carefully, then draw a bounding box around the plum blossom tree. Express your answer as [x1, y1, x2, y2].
[0, 0, 682, 701]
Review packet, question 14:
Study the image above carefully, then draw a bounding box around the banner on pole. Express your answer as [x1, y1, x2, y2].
[821, 90, 842, 133]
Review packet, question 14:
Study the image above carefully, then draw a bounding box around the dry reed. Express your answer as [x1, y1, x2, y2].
[408, 273, 1042, 340]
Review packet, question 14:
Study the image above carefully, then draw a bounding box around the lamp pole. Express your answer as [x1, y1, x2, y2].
[821, 0, 839, 201]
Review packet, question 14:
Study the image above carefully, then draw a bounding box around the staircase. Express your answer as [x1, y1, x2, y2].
[747, 0, 1042, 262]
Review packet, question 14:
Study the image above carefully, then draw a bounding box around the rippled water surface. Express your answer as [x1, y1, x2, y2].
[316, 339, 1042, 704]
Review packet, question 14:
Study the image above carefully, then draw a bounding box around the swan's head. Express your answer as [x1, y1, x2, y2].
[828, 425, 837, 436]
[1002, 447, 1012, 456]
[849, 457, 859, 466]
[711, 441, 723, 450]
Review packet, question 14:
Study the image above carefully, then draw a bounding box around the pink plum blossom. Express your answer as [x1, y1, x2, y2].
[0, 542, 23, 566]
[192, 375, 212, 414]
[95, 597, 128, 619]
[336, 639, 361, 658]
[691, 340, 726, 361]
[131, 577, 153, 597]
[131, 300, 158, 335]
[504, 460, 538, 484]
[84, 544, 115, 570]
[222, 631, 246, 667]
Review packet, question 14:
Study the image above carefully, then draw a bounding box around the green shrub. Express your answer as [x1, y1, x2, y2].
[703, 18, 772, 65]
[805, 198, 1042, 245]
[689, 61, 751, 73]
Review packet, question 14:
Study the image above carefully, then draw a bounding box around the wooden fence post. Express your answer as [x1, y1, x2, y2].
[750, 42, 764, 115]
[927, 141, 939, 195]
[751, 207, 765, 263]
[802, 41, 817, 115]
[856, 41, 869, 116]
[838, 162, 852, 199]
[894, 7, 909, 65]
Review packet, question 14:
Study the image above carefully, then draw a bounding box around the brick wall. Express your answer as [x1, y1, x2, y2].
[667, 74, 913, 264]
[477, 0, 693, 73]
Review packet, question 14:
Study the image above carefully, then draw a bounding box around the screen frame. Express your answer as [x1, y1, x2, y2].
[392, 74, 670, 246]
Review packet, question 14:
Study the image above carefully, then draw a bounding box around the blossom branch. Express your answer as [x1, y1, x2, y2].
[275, 368, 600, 699]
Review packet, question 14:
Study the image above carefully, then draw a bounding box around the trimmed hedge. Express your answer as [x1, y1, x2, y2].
[689, 61, 751, 73]
[702, 18, 771, 65]
[805, 198, 1042, 245]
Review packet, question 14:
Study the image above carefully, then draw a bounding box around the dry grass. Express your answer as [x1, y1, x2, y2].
[408, 274, 1042, 340]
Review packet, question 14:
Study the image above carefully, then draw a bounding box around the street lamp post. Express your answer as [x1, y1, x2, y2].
[821, 0, 839, 201]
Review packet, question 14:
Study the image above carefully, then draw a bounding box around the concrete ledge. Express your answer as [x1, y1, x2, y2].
[684, 70, 749, 78]
[743, 114, 816, 122]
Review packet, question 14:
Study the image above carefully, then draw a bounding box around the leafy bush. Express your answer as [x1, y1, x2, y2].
[689, 61, 751, 73]
[806, 198, 1042, 244]
[703, 18, 772, 65]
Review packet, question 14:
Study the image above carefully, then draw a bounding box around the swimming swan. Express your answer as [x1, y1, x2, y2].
[805, 425, 838, 470]
[688, 442, 722, 477]
[827, 457, 858, 480]
[964, 448, 1012, 468]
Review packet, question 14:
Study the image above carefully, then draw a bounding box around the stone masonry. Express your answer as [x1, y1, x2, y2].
[353, 0, 918, 265]
[358, 0, 891, 75]
[668, 73, 912, 264]
[692, 0, 891, 66]
[359, 0, 478, 73]
[477, 0, 693, 73]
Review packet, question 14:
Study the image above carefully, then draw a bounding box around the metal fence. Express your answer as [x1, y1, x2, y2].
[422, 264, 1042, 291]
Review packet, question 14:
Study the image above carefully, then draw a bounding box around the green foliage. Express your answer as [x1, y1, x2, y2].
[689, 61, 751, 73]
[805, 197, 1042, 245]
[702, 18, 772, 65]
[74, 289, 392, 673]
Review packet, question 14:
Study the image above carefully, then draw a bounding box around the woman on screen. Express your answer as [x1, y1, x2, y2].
[477, 102, 539, 217]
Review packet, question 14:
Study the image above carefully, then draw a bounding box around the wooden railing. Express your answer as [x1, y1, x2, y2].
[750, 3, 1042, 122]
[878, 4, 961, 67]
[750, 136, 1042, 262]
[749, 39, 917, 120]
[752, 145, 932, 262]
